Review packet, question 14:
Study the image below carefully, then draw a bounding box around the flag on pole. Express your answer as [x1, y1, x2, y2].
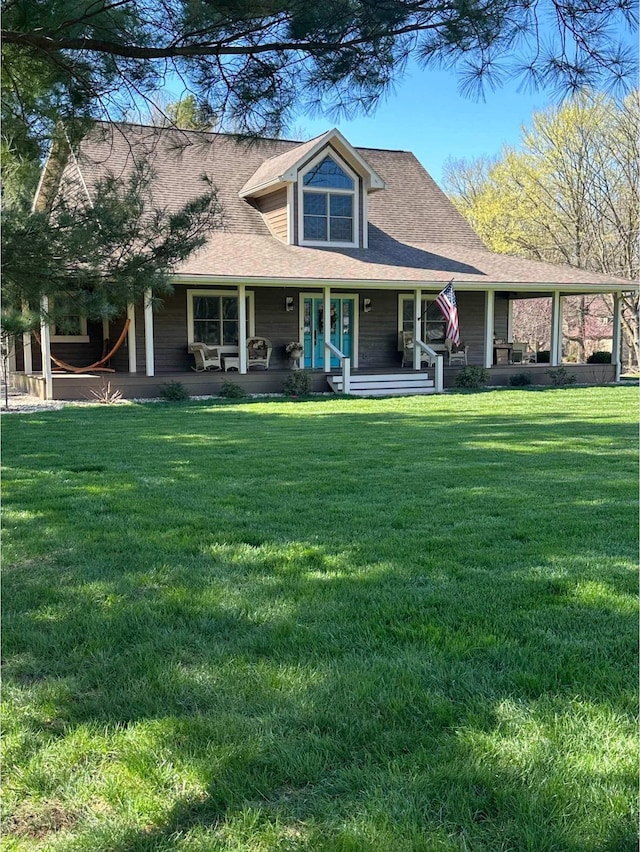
[435, 280, 460, 345]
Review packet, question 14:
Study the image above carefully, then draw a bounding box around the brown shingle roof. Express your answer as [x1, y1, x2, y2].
[69, 123, 631, 289]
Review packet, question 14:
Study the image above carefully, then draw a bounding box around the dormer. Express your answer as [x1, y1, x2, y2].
[239, 129, 385, 249]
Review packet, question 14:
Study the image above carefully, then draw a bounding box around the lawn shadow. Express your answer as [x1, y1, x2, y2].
[2, 392, 638, 849]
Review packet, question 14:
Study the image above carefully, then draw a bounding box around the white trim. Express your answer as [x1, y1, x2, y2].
[413, 289, 422, 370]
[50, 334, 90, 343]
[362, 183, 369, 249]
[144, 289, 155, 377]
[551, 290, 562, 366]
[173, 273, 631, 295]
[484, 290, 495, 369]
[281, 128, 386, 191]
[238, 283, 247, 374]
[51, 314, 89, 343]
[40, 296, 53, 400]
[8, 339, 16, 373]
[186, 288, 255, 346]
[397, 293, 447, 347]
[612, 293, 622, 381]
[299, 291, 359, 369]
[297, 149, 360, 249]
[507, 299, 514, 343]
[286, 183, 294, 245]
[323, 286, 332, 372]
[127, 304, 137, 373]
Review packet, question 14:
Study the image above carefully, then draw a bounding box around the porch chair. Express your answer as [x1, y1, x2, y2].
[511, 341, 536, 364]
[247, 336, 272, 370]
[188, 342, 222, 372]
[445, 338, 468, 366]
[400, 331, 431, 368]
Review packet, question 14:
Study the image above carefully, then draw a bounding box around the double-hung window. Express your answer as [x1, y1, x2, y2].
[399, 296, 446, 344]
[300, 154, 358, 247]
[188, 290, 254, 346]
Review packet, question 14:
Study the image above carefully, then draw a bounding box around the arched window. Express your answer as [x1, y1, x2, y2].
[300, 153, 358, 246]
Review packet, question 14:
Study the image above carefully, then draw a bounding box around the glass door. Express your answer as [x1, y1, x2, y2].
[303, 297, 353, 368]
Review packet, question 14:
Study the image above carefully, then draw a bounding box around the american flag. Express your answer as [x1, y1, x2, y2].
[435, 280, 460, 345]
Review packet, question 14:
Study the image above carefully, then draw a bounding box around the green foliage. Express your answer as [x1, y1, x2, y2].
[218, 380, 246, 398]
[158, 380, 190, 401]
[587, 350, 613, 363]
[546, 367, 578, 386]
[1, 159, 222, 331]
[509, 372, 532, 386]
[454, 366, 489, 389]
[283, 370, 311, 396]
[442, 92, 639, 364]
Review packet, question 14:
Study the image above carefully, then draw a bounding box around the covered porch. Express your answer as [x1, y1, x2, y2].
[10, 281, 626, 400]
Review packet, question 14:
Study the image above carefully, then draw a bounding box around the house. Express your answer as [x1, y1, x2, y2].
[11, 122, 633, 399]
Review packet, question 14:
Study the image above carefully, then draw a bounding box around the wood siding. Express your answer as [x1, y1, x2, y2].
[255, 188, 288, 242]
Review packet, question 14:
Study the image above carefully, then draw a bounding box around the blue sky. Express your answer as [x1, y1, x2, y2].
[293, 64, 561, 184]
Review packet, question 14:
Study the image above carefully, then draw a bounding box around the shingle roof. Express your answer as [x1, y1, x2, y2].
[68, 122, 631, 290]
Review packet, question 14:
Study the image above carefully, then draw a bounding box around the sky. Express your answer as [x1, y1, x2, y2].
[292, 62, 560, 185]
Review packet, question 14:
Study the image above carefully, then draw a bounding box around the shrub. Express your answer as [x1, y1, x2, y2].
[509, 373, 532, 387]
[586, 351, 612, 364]
[536, 350, 550, 363]
[546, 367, 577, 387]
[159, 380, 190, 401]
[219, 381, 246, 399]
[454, 366, 489, 390]
[283, 371, 311, 397]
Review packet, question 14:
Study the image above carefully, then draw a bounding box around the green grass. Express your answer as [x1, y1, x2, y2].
[2, 386, 638, 851]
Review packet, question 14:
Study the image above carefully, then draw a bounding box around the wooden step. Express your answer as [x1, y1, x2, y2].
[328, 372, 436, 397]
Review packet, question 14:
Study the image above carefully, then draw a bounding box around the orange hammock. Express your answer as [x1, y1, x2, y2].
[36, 318, 130, 374]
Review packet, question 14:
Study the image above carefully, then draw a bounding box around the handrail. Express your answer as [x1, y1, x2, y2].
[325, 340, 351, 394]
[416, 339, 444, 393]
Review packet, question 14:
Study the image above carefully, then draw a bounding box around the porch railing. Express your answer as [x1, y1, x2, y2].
[416, 340, 444, 393]
[325, 340, 351, 394]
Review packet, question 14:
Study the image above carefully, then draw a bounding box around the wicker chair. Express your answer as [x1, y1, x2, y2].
[247, 336, 272, 369]
[445, 338, 468, 366]
[188, 343, 222, 372]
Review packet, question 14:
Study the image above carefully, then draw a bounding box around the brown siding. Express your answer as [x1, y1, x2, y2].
[255, 187, 288, 242]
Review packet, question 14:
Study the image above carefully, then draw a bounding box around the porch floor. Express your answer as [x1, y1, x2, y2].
[10, 363, 617, 401]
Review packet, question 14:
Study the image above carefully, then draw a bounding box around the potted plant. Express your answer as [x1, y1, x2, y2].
[285, 341, 304, 370]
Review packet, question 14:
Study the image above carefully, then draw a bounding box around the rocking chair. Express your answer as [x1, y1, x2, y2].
[189, 343, 222, 372]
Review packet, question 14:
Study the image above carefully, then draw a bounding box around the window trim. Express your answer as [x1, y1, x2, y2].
[186, 289, 255, 346]
[50, 303, 89, 343]
[297, 149, 359, 249]
[397, 294, 447, 345]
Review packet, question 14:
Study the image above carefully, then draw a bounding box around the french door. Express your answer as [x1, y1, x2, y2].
[302, 296, 356, 368]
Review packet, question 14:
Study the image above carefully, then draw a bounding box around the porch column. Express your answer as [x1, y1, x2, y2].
[551, 290, 562, 366]
[127, 304, 137, 373]
[144, 289, 155, 377]
[507, 298, 514, 342]
[484, 290, 494, 369]
[612, 292, 623, 382]
[8, 338, 16, 374]
[22, 301, 32, 373]
[323, 285, 331, 373]
[238, 283, 247, 374]
[413, 288, 422, 370]
[40, 296, 53, 400]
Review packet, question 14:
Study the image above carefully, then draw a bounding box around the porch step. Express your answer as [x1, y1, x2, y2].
[328, 372, 436, 397]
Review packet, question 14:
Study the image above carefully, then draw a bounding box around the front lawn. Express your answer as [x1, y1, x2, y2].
[2, 386, 638, 851]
